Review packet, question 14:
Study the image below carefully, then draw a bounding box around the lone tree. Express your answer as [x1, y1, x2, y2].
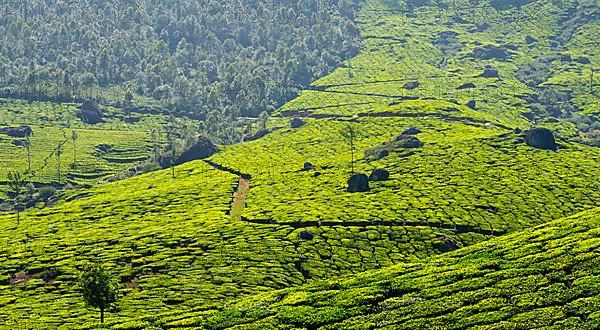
[165, 127, 178, 178]
[257, 111, 269, 131]
[72, 130, 78, 169]
[7, 171, 26, 196]
[7, 171, 27, 226]
[79, 263, 119, 324]
[23, 136, 31, 173]
[56, 142, 63, 182]
[340, 121, 359, 174]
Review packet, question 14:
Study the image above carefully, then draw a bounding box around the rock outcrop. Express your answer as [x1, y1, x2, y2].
[77, 100, 104, 124]
[347, 173, 369, 193]
[525, 127, 557, 151]
[369, 168, 390, 182]
[0, 125, 33, 137]
[291, 118, 306, 129]
[403, 81, 419, 90]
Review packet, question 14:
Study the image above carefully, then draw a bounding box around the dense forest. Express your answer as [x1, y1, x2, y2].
[0, 0, 360, 129]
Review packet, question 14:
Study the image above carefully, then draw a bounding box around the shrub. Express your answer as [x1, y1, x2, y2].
[37, 186, 57, 201]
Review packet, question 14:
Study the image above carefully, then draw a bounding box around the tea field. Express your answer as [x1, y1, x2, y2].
[118, 206, 600, 329]
[0, 0, 598, 328]
[0, 98, 180, 188]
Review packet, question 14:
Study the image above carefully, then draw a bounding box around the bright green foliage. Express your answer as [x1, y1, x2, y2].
[79, 263, 119, 324]
[117, 207, 600, 329]
[0, 0, 598, 328]
[0, 99, 197, 191]
[6, 171, 26, 196]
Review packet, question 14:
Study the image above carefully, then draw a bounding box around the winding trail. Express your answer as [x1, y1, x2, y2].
[230, 177, 250, 220]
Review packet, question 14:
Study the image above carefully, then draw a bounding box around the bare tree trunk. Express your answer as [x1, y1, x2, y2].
[351, 143, 355, 174]
[57, 155, 61, 182]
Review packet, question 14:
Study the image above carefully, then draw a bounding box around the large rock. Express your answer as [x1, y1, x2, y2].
[479, 67, 500, 78]
[243, 129, 269, 142]
[299, 231, 314, 240]
[560, 54, 572, 62]
[466, 100, 477, 109]
[576, 57, 591, 64]
[395, 134, 423, 148]
[302, 162, 315, 171]
[525, 35, 537, 44]
[369, 168, 390, 181]
[0, 125, 33, 137]
[457, 82, 476, 90]
[403, 81, 419, 90]
[77, 100, 103, 124]
[290, 118, 306, 129]
[471, 45, 510, 60]
[347, 173, 369, 193]
[434, 235, 459, 253]
[174, 137, 219, 165]
[525, 127, 557, 150]
[402, 126, 421, 135]
[476, 21, 490, 31]
[377, 150, 389, 159]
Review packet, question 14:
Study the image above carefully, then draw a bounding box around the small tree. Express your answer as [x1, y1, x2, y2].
[124, 89, 133, 104]
[79, 263, 119, 324]
[169, 141, 176, 178]
[23, 136, 31, 173]
[7, 171, 27, 226]
[7, 171, 26, 196]
[257, 111, 269, 131]
[56, 143, 63, 182]
[165, 124, 178, 178]
[340, 121, 358, 174]
[72, 130, 78, 168]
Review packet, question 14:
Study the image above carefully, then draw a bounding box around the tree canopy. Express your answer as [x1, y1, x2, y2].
[79, 263, 119, 324]
[0, 0, 360, 123]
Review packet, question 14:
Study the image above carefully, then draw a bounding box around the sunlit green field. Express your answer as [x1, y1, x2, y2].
[0, 98, 181, 189]
[0, 0, 598, 328]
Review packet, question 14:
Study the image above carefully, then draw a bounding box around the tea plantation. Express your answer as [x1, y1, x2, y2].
[0, 0, 598, 328]
[115, 206, 600, 329]
[0, 98, 196, 187]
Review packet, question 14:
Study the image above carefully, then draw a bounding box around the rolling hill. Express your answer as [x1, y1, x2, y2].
[0, 0, 598, 328]
[113, 206, 600, 329]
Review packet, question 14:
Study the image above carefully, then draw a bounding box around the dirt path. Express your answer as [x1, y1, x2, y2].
[230, 176, 250, 221]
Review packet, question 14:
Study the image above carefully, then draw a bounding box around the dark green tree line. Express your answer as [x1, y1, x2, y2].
[0, 0, 360, 127]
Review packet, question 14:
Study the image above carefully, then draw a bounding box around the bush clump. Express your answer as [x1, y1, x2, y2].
[365, 135, 423, 160]
[525, 127, 557, 151]
[37, 186, 57, 201]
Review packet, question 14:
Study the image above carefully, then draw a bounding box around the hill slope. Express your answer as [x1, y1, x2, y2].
[0, 0, 598, 328]
[118, 207, 600, 329]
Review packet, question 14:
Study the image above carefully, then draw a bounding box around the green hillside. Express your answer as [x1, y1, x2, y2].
[0, 98, 198, 187]
[0, 0, 598, 328]
[120, 206, 600, 330]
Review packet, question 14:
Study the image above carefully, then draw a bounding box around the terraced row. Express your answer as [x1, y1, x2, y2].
[1, 160, 495, 328]
[213, 113, 600, 233]
[0, 98, 190, 188]
[112, 207, 600, 329]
